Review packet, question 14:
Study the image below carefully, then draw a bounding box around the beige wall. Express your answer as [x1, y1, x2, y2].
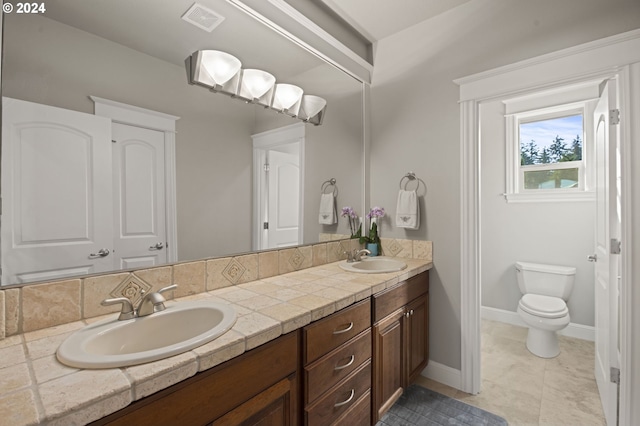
[370, 0, 640, 370]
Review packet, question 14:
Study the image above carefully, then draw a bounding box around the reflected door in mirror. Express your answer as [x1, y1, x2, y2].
[266, 149, 300, 249]
[112, 123, 167, 270]
[1, 98, 114, 284]
[1, 98, 171, 285]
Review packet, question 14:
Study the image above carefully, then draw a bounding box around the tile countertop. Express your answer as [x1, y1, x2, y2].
[0, 258, 433, 426]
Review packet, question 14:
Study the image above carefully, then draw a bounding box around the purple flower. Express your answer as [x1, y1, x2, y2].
[367, 206, 385, 219]
[341, 206, 357, 218]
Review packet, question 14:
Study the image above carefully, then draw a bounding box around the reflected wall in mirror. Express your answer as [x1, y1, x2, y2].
[1, 0, 364, 286]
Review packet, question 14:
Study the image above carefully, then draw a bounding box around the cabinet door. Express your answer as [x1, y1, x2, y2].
[405, 293, 429, 385]
[372, 308, 405, 422]
[212, 374, 296, 426]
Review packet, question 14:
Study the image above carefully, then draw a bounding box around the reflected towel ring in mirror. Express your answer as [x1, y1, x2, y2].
[321, 178, 338, 196]
[399, 172, 426, 193]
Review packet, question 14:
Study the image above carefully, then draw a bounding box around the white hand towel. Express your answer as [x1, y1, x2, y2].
[396, 190, 419, 229]
[319, 193, 337, 224]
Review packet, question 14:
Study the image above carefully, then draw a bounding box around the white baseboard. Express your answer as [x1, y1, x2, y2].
[421, 360, 462, 390]
[481, 306, 595, 341]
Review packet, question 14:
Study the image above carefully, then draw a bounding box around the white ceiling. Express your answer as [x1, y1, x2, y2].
[319, 0, 472, 42]
[41, 0, 326, 79]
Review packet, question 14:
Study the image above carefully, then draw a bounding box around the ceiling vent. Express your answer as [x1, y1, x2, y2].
[181, 3, 225, 32]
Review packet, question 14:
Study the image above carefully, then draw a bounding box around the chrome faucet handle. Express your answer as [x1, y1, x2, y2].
[137, 284, 178, 317]
[354, 248, 371, 262]
[101, 297, 136, 321]
[344, 250, 355, 263]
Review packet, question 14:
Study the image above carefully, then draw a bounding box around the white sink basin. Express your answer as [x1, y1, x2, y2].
[57, 300, 237, 369]
[340, 256, 407, 274]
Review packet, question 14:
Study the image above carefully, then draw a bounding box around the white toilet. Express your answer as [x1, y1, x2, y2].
[515, 261, 576, 358]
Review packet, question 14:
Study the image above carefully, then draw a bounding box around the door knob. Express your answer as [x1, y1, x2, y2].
[89, 248, 110, 258]
[149, 242, 164, 250]
[587, 254, 598, 262]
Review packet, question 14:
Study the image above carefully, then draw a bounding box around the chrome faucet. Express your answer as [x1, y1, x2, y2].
[353, 248, 371, 261]
[101, 284, 178, 320]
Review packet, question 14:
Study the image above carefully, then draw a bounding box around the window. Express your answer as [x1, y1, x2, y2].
[519, 113, 583, 191]
[504, 90, 597, 202]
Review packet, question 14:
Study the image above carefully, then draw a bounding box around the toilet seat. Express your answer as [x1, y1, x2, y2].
[519, 294, 568, 319]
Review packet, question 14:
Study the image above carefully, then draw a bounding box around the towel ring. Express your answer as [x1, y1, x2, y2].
[399, 172, 426, 193]
[321, 178, 338, 196]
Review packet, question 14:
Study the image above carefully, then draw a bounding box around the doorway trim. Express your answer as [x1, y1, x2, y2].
[90, 96, 180, 263]
[251, 123, 305, 251]
[455, 29, 640, 425]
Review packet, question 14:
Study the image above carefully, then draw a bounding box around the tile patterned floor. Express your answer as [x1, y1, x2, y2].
[415, 320, 606, 426]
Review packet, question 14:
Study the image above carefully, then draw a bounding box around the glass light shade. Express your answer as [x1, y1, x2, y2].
[241, 69, 276, 100]
[299, 95, 327, 120]
[200, 50, 242, 86]
[273, 84, 303, 110]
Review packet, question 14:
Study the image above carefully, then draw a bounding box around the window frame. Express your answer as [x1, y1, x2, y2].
[505, 100, 596, 203]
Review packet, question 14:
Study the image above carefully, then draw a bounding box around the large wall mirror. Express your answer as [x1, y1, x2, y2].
[1, 0, 364, 286]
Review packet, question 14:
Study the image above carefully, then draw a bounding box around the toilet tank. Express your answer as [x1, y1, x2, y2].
[515, 261, 576, 300]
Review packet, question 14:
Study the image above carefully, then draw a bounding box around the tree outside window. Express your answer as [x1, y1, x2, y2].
[519, 114, 583, 190]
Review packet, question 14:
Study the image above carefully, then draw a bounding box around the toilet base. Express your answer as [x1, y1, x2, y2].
[525, 327, 560, 358]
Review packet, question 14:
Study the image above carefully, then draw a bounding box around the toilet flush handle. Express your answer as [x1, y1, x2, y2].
[587, 254, 598, 262]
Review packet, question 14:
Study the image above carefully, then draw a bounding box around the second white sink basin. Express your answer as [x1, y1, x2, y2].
[57, 300, 237, 369]
[340, 256, 407, 274]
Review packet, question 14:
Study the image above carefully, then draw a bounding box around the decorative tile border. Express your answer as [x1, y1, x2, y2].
[0, 238, 433, 337]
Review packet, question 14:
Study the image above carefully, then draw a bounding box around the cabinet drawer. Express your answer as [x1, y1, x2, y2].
[305, 360, 371, 426]
[332, 390, 371, 426]
[373, 272, 429, 322]
[304, 299, 371, 364]
[305, 329, 371, 404]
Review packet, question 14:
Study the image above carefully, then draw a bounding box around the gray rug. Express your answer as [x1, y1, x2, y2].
[376, 385, 509, 426]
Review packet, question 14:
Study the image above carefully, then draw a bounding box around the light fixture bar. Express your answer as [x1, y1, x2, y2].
[186, 50, 327, 125]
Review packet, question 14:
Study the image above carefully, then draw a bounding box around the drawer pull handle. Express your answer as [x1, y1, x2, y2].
[333, 322, 354, 335]
[334, 389, 355, 407]
[334, 355, 355, 371]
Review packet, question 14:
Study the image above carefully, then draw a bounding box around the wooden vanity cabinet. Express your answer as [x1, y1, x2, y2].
[91, 331, 299, 426]
[91, 270, 429, 426]
[302, 298, 372, 426]
[372, 272, 429, 422]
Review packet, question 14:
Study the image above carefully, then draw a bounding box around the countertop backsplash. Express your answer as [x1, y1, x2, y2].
[0, 238, 432, 339]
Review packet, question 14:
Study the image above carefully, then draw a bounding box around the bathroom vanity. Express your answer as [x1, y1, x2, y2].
[89, 270, 429, 426]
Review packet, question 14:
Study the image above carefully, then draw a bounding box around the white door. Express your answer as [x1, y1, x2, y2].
[266, 149, 300, 248]
[592, 79, 620, 426]
[112, 123, 167, 270]
[1, 97, 113, 284]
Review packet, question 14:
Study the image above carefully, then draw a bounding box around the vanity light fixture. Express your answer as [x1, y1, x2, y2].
[272, 83, 304, 117]
[187, 50, 242, 95]
[299, 95, 327, 122]
[186, 50, 327, 125]
[238, 69, 276, 107]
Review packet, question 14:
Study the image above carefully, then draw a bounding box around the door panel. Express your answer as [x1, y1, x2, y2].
[373, 308, 404, 422]
[112, 123, 166, 269]
[1, 97, 113, 284]
[406, 293, 429, 384]
[593, 79, 619, 426]
[267, 150, 299, 249]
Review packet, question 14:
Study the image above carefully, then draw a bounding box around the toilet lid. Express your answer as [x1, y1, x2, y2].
[519, 294, 568, 319]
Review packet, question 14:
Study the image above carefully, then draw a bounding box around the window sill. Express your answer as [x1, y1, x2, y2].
[504, 191, 595, 203]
